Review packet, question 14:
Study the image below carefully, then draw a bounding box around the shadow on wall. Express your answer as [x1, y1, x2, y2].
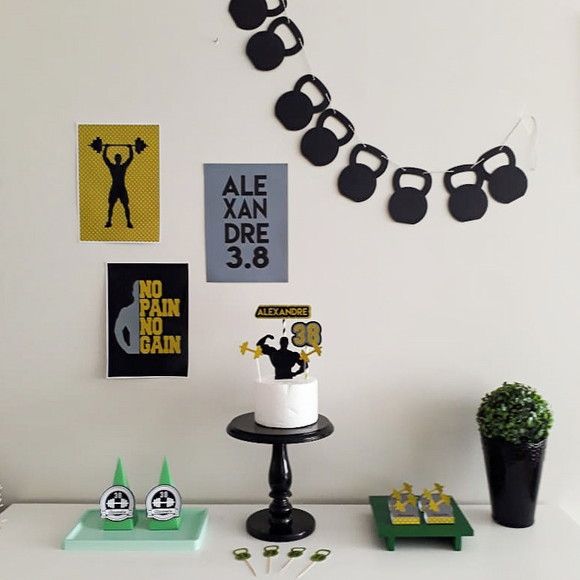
[0, 483, 7, 526]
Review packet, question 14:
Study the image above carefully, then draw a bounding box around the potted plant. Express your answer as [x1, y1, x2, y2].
[477, 382, 553, 528]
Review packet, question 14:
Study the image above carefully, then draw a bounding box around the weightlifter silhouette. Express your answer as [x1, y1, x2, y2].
[103, 144, 134, 228]
[257, 334, 306, 380]
[114, 281, 140, 354]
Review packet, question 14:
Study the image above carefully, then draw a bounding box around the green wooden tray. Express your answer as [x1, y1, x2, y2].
[369, 496, 473, 551]
[63, 508, 208, 551]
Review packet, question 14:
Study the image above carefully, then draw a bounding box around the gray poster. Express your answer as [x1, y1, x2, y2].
[204, 164, 288, 283]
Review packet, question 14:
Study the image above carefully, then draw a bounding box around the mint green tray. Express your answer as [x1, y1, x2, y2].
[63, 508, 208, 551]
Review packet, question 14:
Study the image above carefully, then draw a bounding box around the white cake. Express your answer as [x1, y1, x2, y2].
[254, 376, 318, 429]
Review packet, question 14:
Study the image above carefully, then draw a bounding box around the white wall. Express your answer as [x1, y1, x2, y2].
[2, 0, 580, 515]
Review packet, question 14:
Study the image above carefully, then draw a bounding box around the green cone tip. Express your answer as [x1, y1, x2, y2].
[113, 458, 129, 487]
[159, 457, 174, 485]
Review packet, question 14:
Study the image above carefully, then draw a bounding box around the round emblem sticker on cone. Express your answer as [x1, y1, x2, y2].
[100, 485, 135, 522]
[146, 485, 182, 521]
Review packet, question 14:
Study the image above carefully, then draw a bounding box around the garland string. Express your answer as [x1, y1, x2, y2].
[280, 2, 537, 175]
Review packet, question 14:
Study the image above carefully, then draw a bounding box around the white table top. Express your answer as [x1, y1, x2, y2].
[0, 503, 579, 580]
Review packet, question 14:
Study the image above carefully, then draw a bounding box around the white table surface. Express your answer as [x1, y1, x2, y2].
[0, 503, 579, 580]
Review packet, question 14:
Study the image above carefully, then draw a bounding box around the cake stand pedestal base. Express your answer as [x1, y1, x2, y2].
[227, 413, 334, 543]
[247, 508, 315, 542]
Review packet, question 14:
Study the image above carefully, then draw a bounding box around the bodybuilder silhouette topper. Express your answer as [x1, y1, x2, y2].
[240, 310, 323, 381]
[257, 334, 305, 380]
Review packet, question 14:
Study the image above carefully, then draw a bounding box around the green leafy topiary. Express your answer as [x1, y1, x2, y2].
[477, 382, 553, 444]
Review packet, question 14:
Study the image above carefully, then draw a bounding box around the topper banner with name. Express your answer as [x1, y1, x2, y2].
[106, 263, 188, 378]
[255, 305, 311, 318]
[204, 164, 288, 282]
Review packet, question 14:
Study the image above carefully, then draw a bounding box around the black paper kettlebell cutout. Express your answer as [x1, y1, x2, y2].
[246, 17, 303, 71]
[476, 146, 527, 204]
[338, 144, 388, 202]
[229, 0, 287, 31]
[275, 75, 331, 131]
[388, 167, 431, 224]
[300, 109, 355, 166]
[444, 164, 488, 222]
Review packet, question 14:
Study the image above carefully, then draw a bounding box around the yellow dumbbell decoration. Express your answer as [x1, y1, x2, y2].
[239, 341, 263, 359]
[299, 343, 322, 364]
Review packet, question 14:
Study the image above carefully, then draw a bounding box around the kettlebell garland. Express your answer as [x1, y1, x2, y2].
[229, 1, 533, 224]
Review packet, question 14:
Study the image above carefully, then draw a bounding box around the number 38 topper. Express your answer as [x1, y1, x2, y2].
[292, 320, 323, 365]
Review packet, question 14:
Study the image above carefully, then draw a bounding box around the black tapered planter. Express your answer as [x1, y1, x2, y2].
[481, 436, 546, 528]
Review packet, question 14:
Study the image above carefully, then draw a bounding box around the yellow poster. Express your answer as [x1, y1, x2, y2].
[78, 124, 159, 242]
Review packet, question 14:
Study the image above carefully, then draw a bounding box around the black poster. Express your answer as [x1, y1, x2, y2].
[107, 263, 188, 378]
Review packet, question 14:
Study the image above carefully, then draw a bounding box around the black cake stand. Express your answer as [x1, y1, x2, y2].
[227, 412, 334, 542]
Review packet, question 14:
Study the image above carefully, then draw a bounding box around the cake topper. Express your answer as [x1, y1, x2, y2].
[241, 306, 323, 381]
[255, 304, 311, 319]
[239, 342, 263, 359]
[257, 334, 306, 380]
[291, 321, 322, 348]
[299, 343, 322, 365]
[99, 459, 137, 530]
